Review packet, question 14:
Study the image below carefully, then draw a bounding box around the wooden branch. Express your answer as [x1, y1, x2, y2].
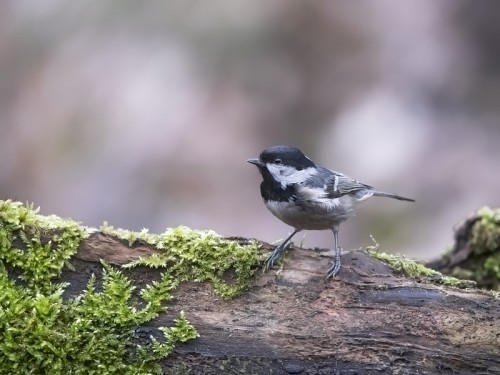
[59, 232, 500, 375]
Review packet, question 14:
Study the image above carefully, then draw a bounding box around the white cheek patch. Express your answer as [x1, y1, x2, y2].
[266, 164, 316, 189]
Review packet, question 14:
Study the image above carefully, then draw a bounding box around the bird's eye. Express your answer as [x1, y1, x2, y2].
[274, 158, 282, 164]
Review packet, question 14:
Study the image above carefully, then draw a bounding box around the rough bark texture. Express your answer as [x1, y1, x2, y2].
[54, 232, 500, 375]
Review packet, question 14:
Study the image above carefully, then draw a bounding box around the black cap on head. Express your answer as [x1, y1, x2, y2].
[258, 145, 316, 170]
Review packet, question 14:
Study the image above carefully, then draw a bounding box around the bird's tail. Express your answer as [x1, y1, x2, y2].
[372, 191, 415, 202]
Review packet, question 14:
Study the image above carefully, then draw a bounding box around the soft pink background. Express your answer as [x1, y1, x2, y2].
[2, 1, 499, 259]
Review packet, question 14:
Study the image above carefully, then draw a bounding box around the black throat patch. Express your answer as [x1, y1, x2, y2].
[259, 168, 296, 202]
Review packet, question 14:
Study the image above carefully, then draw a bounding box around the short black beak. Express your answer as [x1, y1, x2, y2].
[246, 158, 264, 167]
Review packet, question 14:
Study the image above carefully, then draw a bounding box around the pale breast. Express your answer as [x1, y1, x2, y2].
[265, 195, 357, 230]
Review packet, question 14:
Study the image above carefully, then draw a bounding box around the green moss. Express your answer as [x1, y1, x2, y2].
[370, 251, 476, 289]
[0, 200, 86, 292]
[371, 251, 434, 277]
[471, 207, 500, 255]
[428, 207, 500, 291]
[102, 224, 262, 299]
[467, 207, 500, 289]
[0, 200, 261, 374]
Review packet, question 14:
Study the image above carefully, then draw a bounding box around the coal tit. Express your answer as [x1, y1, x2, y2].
[247, 145, 415, 279]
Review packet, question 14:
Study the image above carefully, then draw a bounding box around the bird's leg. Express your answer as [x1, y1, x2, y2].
[325, 225, 342, 279]
[265, 229, 299, 271]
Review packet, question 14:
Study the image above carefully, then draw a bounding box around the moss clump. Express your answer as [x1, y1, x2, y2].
[370, 251, 476, 289]
[102, 224, 262, 299]
[468, 207, 500, 289]
[0, 262, 197, 374]
[0, 201, 84, 293]
[471, 207, 500, 255]
[426, 207, 500, 291]
[0, 200, 261, 374]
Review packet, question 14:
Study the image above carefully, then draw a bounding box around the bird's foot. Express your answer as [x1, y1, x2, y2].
[325, 247, 342, 280]
[265, 242, 292, 271]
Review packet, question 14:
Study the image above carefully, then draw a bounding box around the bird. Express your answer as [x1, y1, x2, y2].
[247, 145, 415, 279]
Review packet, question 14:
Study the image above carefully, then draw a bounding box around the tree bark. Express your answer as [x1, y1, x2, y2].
[55, 232, 500, 375]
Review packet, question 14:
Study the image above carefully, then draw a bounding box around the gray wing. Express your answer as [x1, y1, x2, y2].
[300, 167, 414, 203]
[308, 167, 374, 199]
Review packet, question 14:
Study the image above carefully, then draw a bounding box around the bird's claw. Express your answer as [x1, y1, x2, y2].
[325, 261, 341, 280]
[264, 242, 292, 271]
[325, 246, 342, 280]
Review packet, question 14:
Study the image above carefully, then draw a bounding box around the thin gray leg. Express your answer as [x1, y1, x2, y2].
[265, 229, 299, 271]
[325, 225, 342, 279]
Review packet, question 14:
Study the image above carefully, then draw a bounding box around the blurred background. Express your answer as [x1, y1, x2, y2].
[1, 1, 499, 260]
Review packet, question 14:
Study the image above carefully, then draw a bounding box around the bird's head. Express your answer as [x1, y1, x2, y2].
[247, 145, 316, 186]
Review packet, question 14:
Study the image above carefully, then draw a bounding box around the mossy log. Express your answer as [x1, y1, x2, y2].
[428, 207, 500, 290]
[58, 232, 500, 375]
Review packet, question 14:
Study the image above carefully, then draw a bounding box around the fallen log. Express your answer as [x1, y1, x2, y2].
[65, 232, 500, 375]
[1, 200, 499, 374]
